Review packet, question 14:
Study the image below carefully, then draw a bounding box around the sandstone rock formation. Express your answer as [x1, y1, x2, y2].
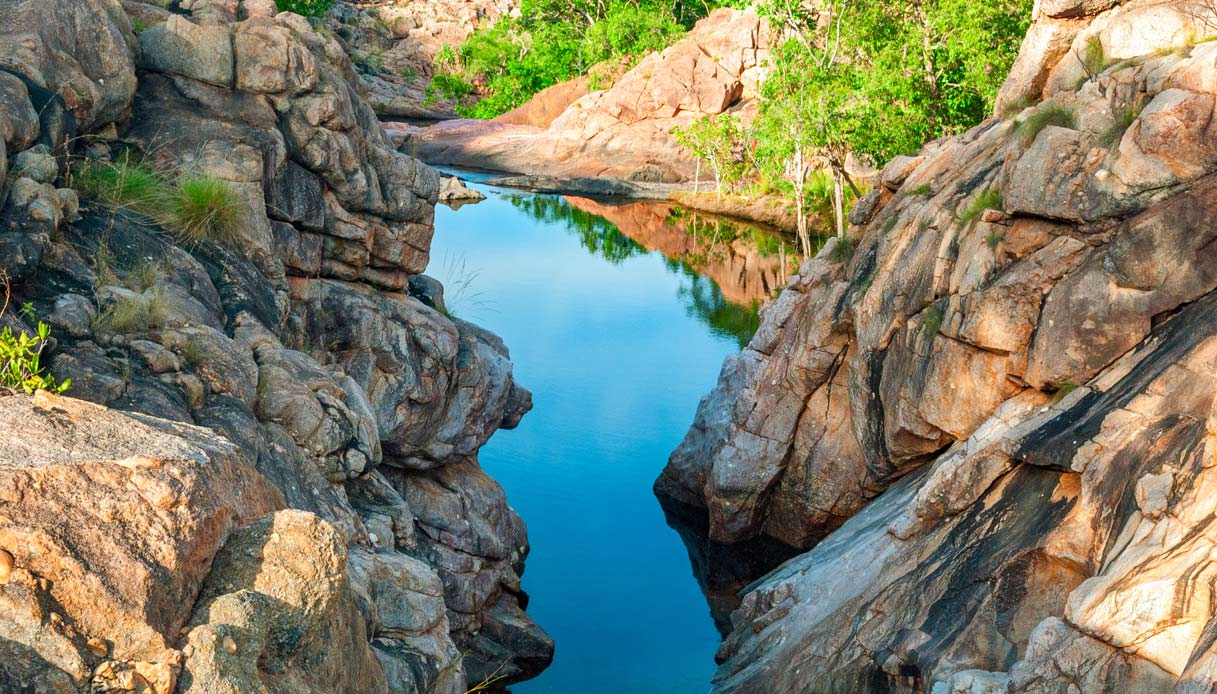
[0, 1, 550, 692]
[659, 0, 1217, 691]
[327, 0, 518, 120]
[400, 7, 771, 182]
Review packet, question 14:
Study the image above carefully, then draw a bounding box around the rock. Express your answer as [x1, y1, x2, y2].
[0, 0, 137, 132]
[178, 510, 387, 693]
[0, 393, 283, 688]
[138, 15, 234, 88]
[408, 7, 771, 182]
[437, 176, 487, 206]
[10, 144, 58, 183]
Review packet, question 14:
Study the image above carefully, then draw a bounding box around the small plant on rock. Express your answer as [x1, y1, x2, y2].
[1098, 105, 1141, 148]
[0, 322, 72, 394]
[0, 279, 70, 395]
[1015, 104, 1077, 146]
[170, 175, 242, 246]
[72, 156, 243, 248]
[959, 187, 1003, 223]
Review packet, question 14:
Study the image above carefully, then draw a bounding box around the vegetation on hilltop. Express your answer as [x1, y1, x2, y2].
[428, 0, 727, 117]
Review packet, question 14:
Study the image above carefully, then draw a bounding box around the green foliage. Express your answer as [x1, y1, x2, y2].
[436, 0, 715, 118]
[0, 321, 70, 394]
[959, 187, 1003, 222]
[73, 157, 165, 211]
[1015, 104, 1077, 146]
[998, 95, 1037, 119]
[671, 114, 748, 194]
[1051, 382, 1079, 403]
[908, 183, 934, 197]
[986, 228, 1004, 251]
[1098, 105, 1140, 148]
[921, 304, 944, 339]
[755, 0, 1032, 166]
[274, 0, 333, 17]
[1079, 35, 1106, 78]
[170, 176, 243, 246]
[72, 157, 243, 247]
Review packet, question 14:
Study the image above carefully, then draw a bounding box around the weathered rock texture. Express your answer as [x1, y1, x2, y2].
[0, 1, 550, 692]
[659, 1, 1217, 691]
[399, 7, 771, 182]
[325, 0, 518, 120]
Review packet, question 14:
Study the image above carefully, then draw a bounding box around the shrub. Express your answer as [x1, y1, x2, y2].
[274, 0, 333, 17]
[1016, 104, 1077, 146]
[959, 187, 1003, 222]
[170, 175, 242, 246]
[908, 183, 933, 197]
[0, 321, 71, 394]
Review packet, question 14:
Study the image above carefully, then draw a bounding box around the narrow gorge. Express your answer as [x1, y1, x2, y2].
[3, 0, 1217, 692]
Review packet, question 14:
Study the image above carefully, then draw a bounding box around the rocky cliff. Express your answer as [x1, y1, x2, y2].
[658, 0, 1217, 691]
[0, 1, 550, 692]
[397, 7, 771, 182]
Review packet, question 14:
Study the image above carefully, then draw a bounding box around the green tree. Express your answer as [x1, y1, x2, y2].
[749, 0, 1030, 241]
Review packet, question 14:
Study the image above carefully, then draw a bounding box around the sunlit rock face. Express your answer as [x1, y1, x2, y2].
[0, 1, 549, 692]
[399, 7, 773, 182]
[660, 0, 1217, 691]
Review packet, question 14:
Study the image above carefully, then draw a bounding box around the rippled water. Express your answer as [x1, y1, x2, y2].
[427, 180, 801, 693]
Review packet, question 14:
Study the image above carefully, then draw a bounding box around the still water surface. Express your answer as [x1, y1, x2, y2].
[428, 179, 800, 693]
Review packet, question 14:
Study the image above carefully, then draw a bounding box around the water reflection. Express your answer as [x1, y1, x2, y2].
[504, 193, 808, 347]
[661, 500, 802, 637]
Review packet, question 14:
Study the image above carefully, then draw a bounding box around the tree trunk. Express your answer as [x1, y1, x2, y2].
[832, 168, 845, 238]
[694, 159, 701, 195]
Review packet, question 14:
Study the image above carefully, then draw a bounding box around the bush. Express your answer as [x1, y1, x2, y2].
[274, 0, 333, 17]
[0, 322, 70, 394]
[73, 157, 167, 213]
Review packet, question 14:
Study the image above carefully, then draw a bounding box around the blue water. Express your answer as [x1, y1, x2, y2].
[427, 183, 754, 693]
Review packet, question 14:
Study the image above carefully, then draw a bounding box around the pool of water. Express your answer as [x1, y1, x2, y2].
[427, 181, 800, 693]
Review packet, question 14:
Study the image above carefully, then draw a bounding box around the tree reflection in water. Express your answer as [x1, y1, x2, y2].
[504, 192, 822, 348]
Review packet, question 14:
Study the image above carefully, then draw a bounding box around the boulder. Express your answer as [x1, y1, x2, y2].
[0, 392, 284, 690]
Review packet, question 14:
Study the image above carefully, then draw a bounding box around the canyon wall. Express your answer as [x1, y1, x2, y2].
[659, 0, 1217, 690]
[0, 1, 549, 692]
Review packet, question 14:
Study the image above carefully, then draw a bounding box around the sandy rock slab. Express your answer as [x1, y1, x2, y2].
[0, 392, 284, 693]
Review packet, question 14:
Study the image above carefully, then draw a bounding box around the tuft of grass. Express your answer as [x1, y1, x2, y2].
[1079, 35, 1106, 78]
[959, 187, 1003, 223]
[73, 157, 167, 213]
[170, 176, 242, 246]
[1016, 104, 1077, 146]
[829, 237, 854, 264]
[92, 291, 167, 335]
[908, 183, 933, 197]
[986, 229, 1004, 251]
[1051, 382, 1079, 404]
[73, 157, 243, 247]
[1098, 105, 1140, 148]
[921, 304, 944, 339]
[999, 95, 1037, 119]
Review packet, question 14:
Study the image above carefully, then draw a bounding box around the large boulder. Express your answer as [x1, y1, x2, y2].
[0, 392, 284, 692]
[0, 0, 136, 132]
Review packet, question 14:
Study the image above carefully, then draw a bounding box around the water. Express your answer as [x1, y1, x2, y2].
[427, 180, 801, 693]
